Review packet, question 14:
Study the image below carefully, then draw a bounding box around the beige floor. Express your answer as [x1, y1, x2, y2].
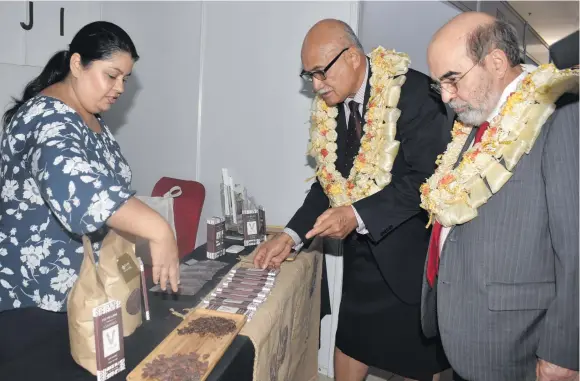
[318, 367, 454, 381]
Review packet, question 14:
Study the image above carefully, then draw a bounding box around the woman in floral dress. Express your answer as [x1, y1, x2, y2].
[0, 21, 179, 364]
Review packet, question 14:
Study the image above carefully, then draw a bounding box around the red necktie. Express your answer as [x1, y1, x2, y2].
[426, 121, 489, 287]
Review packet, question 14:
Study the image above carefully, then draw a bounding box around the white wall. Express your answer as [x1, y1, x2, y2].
[358, 1, 461, 75]
[100, 2, 203, 194]
[0, 64, 40, 118]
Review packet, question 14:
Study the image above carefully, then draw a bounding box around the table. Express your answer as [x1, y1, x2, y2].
[0, 244, 255, 381]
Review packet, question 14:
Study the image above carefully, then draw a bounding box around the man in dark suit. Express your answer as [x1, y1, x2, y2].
[422, 12, 578, 381]
[254, 19, 451, 381]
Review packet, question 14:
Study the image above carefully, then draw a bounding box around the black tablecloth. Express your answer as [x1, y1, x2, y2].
[0, 244, 254, 381]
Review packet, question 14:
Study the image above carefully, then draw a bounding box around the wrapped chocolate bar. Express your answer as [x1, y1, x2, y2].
[216, 284, 271, 295]
[230, 267, 279, 277]
[205, 302, 256, 321]
[207, 217, 226, 259]
[225, 271, 276, 283]
[203, 296, 261, 311]
[211, 289, 268, 300]
[226, 273, 275, 286]
[242, 209, 261, 247]
[207, 292, 266, 305]
[221, 279, 273, 291]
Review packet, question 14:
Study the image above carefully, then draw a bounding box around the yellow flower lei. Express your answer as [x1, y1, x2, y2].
[420, 64, 579, 227]
[307, 46, 410, 207]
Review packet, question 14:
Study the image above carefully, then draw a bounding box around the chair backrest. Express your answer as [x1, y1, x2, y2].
[151, 177, 205, 259]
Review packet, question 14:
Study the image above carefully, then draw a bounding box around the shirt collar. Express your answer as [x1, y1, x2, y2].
[346, 58, 368, 106]
[486, 64, 535, 122]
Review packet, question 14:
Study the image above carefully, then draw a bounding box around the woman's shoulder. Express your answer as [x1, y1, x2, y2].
[9, 95, 82, 130]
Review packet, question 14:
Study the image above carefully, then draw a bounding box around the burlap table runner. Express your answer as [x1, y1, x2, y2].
[198, 239, 323, 381]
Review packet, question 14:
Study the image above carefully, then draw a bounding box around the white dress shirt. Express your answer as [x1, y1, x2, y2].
[438, 67, 530, 255]
[284, 60, 370, 249]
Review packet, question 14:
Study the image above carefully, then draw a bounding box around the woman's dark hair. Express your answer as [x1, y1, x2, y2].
[2, 21, 139, 128]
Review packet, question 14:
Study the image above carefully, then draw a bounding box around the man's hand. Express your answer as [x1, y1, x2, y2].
[305, 206, 358, 240]
[537, 359, 579, 381]
[253, 232, 295, 269]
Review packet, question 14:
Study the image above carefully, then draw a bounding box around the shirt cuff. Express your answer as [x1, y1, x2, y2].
[352, 205, 369, 235]
[283, 227, 304, 252]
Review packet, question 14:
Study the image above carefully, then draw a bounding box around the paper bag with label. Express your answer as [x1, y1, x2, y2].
[97, 229, 142, 337]
[67, 235, 109, 375]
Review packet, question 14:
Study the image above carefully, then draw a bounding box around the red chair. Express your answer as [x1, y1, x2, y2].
[151, 177, 206, 259]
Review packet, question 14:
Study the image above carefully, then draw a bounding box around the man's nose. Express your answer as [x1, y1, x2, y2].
[441, 90, 455, 104]
[312, 78, 324, 93]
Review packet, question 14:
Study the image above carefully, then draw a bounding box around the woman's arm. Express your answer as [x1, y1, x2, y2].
[107, 197, 179, 291]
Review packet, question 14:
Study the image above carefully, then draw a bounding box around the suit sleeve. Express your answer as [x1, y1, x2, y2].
[353, 72, 450, 243]
[286, 180, 329, 243]
[536, 100, 579, 370]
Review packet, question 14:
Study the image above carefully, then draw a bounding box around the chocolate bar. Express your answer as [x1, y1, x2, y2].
[224, 276, 274, 289]
[225, 271, 276, 283]
[211, 289, 268, 300]
[204, 297, 261, 311]
[231, 267, 280, 276]
[207, 217, 226, 259]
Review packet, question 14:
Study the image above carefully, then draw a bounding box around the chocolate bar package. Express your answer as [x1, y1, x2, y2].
[232, 267, 279, 276]
[222, 275, 274, 286]
[258, 207, 267, 241]
[205, 302, 249, 315]
[216, 284, 270, 294]
[94, 300, 125, 381]
[242, 209, 260, 247]
[226, 273, 275, 286]
[226, 270, 276, 282]
[203, 297, 261, 311]
[205, 294, 265, 306]
[212, 288, 268, 300]
[207, 217, 226, 259]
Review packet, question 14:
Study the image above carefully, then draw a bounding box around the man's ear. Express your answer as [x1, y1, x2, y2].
[348, 48, 362, 69]
[487, 48, 510, 79]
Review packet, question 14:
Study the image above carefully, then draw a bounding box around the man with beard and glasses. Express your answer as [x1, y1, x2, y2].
[421, 12, 579, 381]
[254, 19, 451, 381]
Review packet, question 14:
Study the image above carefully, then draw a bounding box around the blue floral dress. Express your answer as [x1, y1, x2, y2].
[0, 96, 135, 312]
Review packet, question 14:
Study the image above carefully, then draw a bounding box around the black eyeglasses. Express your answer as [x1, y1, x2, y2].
[430, 61, 479, 95]
[300, 47, 350, 82]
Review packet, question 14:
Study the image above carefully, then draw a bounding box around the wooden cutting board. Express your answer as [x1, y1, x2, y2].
[126, 308, 246, 381]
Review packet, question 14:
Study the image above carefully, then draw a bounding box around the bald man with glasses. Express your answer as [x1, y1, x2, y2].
[255, 19, 452, 381]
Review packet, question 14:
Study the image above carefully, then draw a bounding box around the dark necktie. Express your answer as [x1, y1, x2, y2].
[342, 100, 363, 177]
[426, 121, 490, 287]
[348, 100, 363, 138]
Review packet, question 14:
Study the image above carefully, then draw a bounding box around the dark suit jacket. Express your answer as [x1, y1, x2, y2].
[287, 68, 452, 304]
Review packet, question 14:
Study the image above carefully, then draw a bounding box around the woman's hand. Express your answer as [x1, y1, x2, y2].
[107, 197, 180, 292]
[149, 229, 180, 292]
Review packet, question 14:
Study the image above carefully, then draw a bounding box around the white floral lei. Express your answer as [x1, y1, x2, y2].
[420, 64, 579, 227]
[307, 46, 410, 207]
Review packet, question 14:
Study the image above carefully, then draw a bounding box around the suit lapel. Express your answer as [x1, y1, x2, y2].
[446, 125, 478, 237]
[453, 127, 477, 169]
[361, 57, 372, 127]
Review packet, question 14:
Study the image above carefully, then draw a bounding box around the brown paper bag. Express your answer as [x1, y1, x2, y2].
[67, 235, 108, 375]
[97, 229, 142, 337]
